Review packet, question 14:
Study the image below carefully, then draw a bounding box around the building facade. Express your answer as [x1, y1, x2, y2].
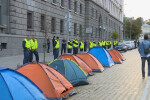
[0, 0, 124, 56]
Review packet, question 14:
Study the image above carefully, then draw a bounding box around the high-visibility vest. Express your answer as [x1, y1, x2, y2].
[93, 41, 97, 47]
[102, 41, 106, 46]
[99, 41, 103, 46]
[67, 41, 72, 49]
[89, 41, 93, 49]
[80, 41, 84, 49]
[106, 41, 111, 46]
[113, 41, 118, 45]
[73, 40, 79, 47]
[24, 38, 31, 49]
[54, 40, 60, 49]
[30, 39, 38, 50]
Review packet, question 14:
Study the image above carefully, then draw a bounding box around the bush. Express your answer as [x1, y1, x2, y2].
[111, 31, 119, 40]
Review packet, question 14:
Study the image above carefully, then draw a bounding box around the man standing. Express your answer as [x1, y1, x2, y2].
[113, 40, 118, 49]
[54, 37, 60, 59]
[98, 40, 103, 47]
[29, 35, 39, 63]
[84, 40, 87, 52]
[47, 36, 50, 53]
[73, 38, 79, 54]
[93, 40, 97, 47]
[79, 40, 84, 52]
[61, 38, 66, 55]
[22, 36, 31, 64]
[52, 36, 55, 55]
[89, 40, 93, 50]
[67, 39, 73, 53]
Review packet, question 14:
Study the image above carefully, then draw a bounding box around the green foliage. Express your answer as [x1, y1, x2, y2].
[111, 30, 119, 40]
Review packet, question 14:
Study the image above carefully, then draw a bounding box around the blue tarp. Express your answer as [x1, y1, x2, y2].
[0, 67, 46, 100]
[89, 47, 114, 67]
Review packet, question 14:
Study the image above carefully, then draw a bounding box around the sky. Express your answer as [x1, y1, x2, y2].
[124, 0, 150, 20]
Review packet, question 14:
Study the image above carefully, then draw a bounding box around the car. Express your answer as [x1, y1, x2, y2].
[131, 41, 135, 49]
[115, 42, 127, 52]
[125, 41, 133, 50]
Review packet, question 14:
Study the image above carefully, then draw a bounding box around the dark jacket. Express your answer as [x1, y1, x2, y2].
[22, 41, 28, 51]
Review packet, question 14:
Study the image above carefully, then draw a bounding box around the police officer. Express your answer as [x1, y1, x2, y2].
[113, 40, 118, 48]
[98, 40, 103, 47]
[108, 40, 112, 49]
[73, 38, 79, 54]
[29, 35, 39, 63]
[22, 36, 31, 64]
[61, 38, 66, 55]
[102, 40, 106, 49]
[106, 40, 110, 49]
[79, 40, 84, 52]
[67, 39, 73, 53]
[93, 40, 97, 47]
[89, 40, 93, 50]
[54, 37, 60, 59]
[84, 40, 87, 52]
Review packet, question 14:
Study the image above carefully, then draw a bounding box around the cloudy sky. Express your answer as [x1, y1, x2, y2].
[124, 0, 150, 20]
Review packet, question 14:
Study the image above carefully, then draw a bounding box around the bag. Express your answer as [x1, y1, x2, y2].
[142, 42, 150, 54]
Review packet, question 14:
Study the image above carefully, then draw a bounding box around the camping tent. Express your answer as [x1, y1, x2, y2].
[107, 50, 122, 64]
[111, 49, 125, 61]
[49, 59, 89, 86]
[0, 67, 46, 100]
[58, 54, 94, 76]
[89, 47, 114, 67]
[17, 63, 75, 99]
[76, 53, 104, 72]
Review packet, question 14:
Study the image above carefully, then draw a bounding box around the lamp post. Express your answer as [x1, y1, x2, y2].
[66, 0, 70, 42]
[101, 0, 105, 40]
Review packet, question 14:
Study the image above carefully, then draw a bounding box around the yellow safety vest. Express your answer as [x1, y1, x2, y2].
[80, 41, 84, 49]
[67, 41, 72, 49]
[73, 40, 79, 47]
[24, 38, 31, 49]
[93, 41, 97, 47]
[89, 41, 93, 49]
[102, 41, 106, 46]
[113, 41, 118, 45]
[99, 41, 103, 46]
[54, 40, 60, 49]
[30, 39, 38, 50]
[106, 41, 110, 46]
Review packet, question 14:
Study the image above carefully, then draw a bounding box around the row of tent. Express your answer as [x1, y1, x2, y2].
[0, 46, 125, 100]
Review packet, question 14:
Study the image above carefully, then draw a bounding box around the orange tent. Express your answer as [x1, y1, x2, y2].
[76, 53, 104, 72]
[58, 54, 94, 76]
[111, 49, 125, 61]
[17, 63, 75, 99]
[107, 50, 122, 64]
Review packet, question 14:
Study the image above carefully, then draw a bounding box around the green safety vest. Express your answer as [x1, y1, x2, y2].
[99, 41, 103, 46]
[24, 38, 31, 49]
[106, 41, 111, 46]
[67, 41, 72, 49]
[89, 41, 93, 49]
[54, 40, 60, 49]
[30, 39, 38, 50]
[93, 41, 97, 47]
[113, 41, 118, 45]
[102, 41, 106, 46]
[80, 41, 84, 49]
[73, 40, 79, 47]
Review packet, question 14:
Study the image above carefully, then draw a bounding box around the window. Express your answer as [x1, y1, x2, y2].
[79, 24, 82, 36]
[68, 0, 71, 10]
[1, 43, 7, 49]
[0, 6, 1, 25]
[80, 4, 82, 14]
[74, 23, 77, 35]
[60, 0, 64, 7]
[95, 28, 97, 38]
[60, 19, 64, 33]
[41, 14, 45, 31]
[27, 11, 34, 29]
[96, 10, 97, 19]
[91, 8, 94, 17]
[52, 0, 56, 3]
[74, 1, 77, 12]
[51, 17, 56, 33]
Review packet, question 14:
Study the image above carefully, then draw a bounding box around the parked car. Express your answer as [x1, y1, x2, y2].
[125, 41, 133, 50]
[131, 41, 135, 49]
[115, 42, 127, 52]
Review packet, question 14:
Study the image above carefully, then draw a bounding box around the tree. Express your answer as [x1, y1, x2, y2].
[111, 30, 119, 40]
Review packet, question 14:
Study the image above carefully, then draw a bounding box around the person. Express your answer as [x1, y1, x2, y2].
[98, 40, 103, 47]
[113, 40, 118, 49]
[138, 34, 150, 78]
[102, 40, 106, 49]
[89, 40, 93, 50]
[84, 40, 87, 52]
[61, 38, 66, 55]
[47, 36, 50, 53]
[53, 37, 60, 59]
[22, 36, 31, 64]
[67, 39, 73, 53]
[93, 40, 97, 47]
[79, 40, 84, 52]
[52, 36, 55, 55]
[134, 40, 137, 49]
[72, 38, 79, 54]
[29, 35, 39, 63]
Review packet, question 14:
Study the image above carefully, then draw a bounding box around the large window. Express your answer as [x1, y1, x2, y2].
[68, 0, 71, 10]
[60, 0, 64, 7]
[41, 14, 45, 31]
[91, 8, 94, 17]
[27, 11, 34, 29]
[60, 19, 64, 34]
[74, 1, 77, 12]
[96, 10, 97, 19]
[80, 4, 82, 14]
[51, 17, 56, 33]
[0, 6, 1, 25]
[79, 24, 82, 36]
[74, 23, 77, 35]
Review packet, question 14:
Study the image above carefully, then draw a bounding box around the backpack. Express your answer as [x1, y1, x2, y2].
[142, 42, 150, 55]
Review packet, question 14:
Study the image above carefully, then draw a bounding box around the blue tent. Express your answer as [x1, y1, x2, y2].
[89, 47, 114, 67]
[0, 67, 46, 100]
[49, 59, 89, 86]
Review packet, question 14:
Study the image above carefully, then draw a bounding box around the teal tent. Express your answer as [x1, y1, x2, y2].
[48, 59, 89, 86]
[0, 67, 46, 100]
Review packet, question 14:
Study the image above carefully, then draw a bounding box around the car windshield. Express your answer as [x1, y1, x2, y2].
[118, 42, 124, 46]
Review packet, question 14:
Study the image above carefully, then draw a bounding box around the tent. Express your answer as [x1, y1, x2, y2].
[112, 49, 125, 61]
[17, 63, 75, 99]
[89, 47, 114, 67]
[58, 54, 94, 76]
[107, 50, 122, 64]
[48, 59, 89, 86]
[0, 67, 46, 100]
[76, 53, 104, 72]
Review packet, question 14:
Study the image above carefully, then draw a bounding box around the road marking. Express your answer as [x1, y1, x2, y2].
[141, 79, 150, 100]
